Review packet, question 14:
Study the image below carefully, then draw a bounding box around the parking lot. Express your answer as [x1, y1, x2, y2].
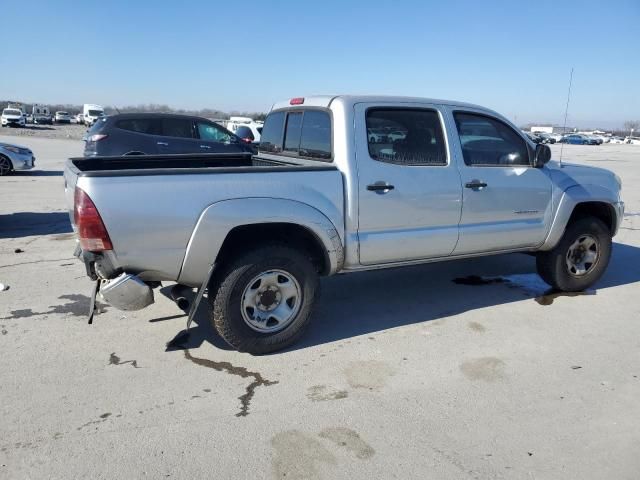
[1, 135, 639, 478]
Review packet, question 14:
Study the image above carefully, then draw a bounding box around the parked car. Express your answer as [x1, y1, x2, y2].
[235, 125, 262, 144]
[525, 132, 543, 144]
[549, 133, 564, 143]
[559, 134, 599, 145]
[64, 95, 624, 354]
[75, 113, 85, 124]
[34, 113, 53, 125]
[82, 113, 254, 156]
[625, 136, 640, 145]
[54, 111, 72, 124]
[608, 136, 626, 144]
[226, 117, 263, 143]
[533, 132, 556, 144]
[1, 108, 26, 127]
[0, 141, 35, 175]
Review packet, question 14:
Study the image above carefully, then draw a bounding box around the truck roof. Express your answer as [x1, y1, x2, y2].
[270, 95, 493, 114]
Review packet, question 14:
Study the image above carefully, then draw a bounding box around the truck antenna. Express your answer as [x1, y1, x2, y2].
[114, 105, 121, 114]
[559, 67, 574, 168]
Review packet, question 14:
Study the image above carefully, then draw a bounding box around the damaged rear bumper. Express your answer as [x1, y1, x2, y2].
[99, 273, 154, 311]
[76, 246, 154, 311]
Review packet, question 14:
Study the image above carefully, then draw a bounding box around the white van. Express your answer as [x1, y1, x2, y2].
[83, 104, 105, 126]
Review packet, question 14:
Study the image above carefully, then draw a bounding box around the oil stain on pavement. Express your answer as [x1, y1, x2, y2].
[535, 289, 595, 305]
[108, 352, 140, 368]
[452, 274, 596, 305]
[272, 428, 374, 479]
[1, 294, 107, 320]
[307, 385, 348, 402]
[183, 349, 278, 417]
[344, 360, 395, 391]
[318, 427, 375, 459]
[460, 357, 506, 382]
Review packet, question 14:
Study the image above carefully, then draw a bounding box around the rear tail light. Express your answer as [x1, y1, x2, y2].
[74, 187, 113, 252]
[241, 137, 252, 143]
[289, 97, 304, 105]
[88, 134, 108, 142]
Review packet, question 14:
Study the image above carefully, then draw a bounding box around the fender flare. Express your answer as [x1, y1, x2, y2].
[540, 184, 621, 250]
[177, 197, 344, 286]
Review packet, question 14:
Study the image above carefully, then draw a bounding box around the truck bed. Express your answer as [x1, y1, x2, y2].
[68, 152, 335, 176]
[64, 153, 344, 284]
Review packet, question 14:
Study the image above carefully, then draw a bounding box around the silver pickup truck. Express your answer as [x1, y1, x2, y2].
[64, 95, 624, 354]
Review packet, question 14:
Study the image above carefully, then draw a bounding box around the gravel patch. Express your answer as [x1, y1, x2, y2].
[0, 123, 88, 141]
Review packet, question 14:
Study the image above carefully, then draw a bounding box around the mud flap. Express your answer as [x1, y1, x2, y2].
[88, 279, 101, 325]
[186, 263, 216, 332]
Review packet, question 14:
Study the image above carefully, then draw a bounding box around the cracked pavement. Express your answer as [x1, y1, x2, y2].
[1, 135, 640, 479]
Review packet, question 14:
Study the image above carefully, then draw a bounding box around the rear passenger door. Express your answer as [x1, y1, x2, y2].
[354, 103, 463, 265]
[113, 117, 162, 155]
[156, 117, 199, 154]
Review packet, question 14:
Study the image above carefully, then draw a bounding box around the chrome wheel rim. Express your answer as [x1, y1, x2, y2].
[0, 157, 11, 176]
[566, 234, 599, 277]
[241, 269, 302, 333]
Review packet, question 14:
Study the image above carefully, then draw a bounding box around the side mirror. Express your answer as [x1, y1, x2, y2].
[533, 144, 551, 168]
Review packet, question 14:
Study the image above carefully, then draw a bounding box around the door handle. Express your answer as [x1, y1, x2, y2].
[367, 183, 395, 194]
[465, 180, 487, 189]
[157, 141, 168, 146]
[200, 145, 211, 149]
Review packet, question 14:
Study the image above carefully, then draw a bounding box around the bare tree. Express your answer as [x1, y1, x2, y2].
[623, 120, 640, 134]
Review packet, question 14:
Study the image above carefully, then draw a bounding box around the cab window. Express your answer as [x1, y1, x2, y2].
[454, 112, 529, 166]
[366, 108, 447, 166]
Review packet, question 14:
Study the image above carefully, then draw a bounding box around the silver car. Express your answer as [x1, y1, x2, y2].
[0, 142, 35, 176]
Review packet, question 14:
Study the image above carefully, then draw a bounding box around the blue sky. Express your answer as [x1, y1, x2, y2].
[1, 0, 638, 127]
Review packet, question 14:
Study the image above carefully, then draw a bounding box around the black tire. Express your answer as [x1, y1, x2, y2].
[0, 155, 13, 176]
[209, 245, 319, 354]
[536, 216, 611, 292]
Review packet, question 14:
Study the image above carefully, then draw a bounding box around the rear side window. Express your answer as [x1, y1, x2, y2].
[259, 112, 285, 153]
[299, 111, 331, 160]
[197, 121, 233, 143]
[88, 117, 108, 134]
[284, 112, 303, 152]
[453, 112, 529, 166]
[366, 108, 447, 165]
[161, 118, 194, 138]
[116, 118, 160, 135]
[260, 110, 332, 161]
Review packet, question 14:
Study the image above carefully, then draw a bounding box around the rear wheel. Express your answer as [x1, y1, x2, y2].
[209, 245, 319, 354]
[536, 216, 611, 291]
[0, 155, 12, 176]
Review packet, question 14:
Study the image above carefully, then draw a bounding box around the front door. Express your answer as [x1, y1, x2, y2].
[355, 103, 463, 265]
[448, 110, 553, 254]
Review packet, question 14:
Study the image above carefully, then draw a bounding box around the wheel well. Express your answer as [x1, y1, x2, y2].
[568, 202, 615, 234]
[216, 223, 330, 275]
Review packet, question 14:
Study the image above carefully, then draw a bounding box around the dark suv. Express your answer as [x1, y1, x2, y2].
[83, 113, 254, 156]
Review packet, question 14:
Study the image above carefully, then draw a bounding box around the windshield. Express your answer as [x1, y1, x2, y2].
[3, 109, 21, 116]
[57, 111, 69, 116]
[88, 110, 104, 117]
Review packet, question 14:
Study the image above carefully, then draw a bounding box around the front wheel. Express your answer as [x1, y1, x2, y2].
[536, 216, 611, 292]
[0, 155, 12, 176]
[209, 245, 319, 354]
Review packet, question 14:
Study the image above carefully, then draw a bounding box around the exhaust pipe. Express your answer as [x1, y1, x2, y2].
[170, 284, 193, 311]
